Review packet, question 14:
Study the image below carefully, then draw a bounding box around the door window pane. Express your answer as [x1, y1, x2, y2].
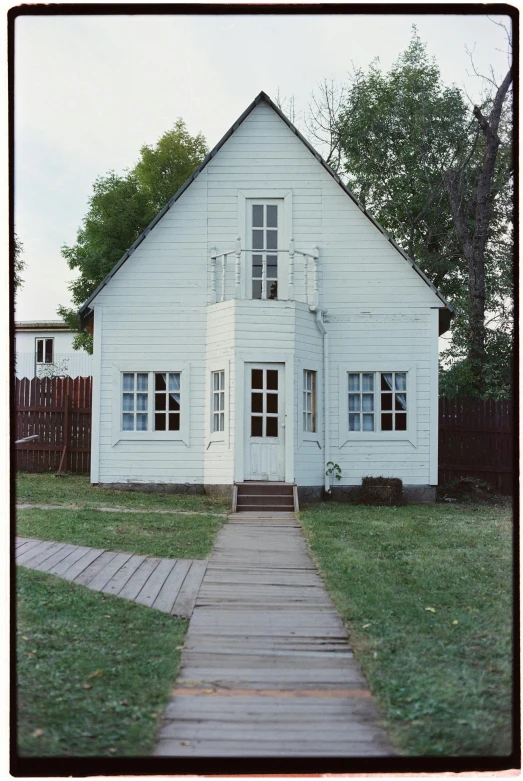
[267, 370, 278, 390]
[252, 393, 263, 413]
[252, 369, 263, 389]
[266, 204, 278, 227]
[266, 394, 278, 414]
[252, 204, 264, 227]
[266, 417, 278, 437]
[251, 203, 279, 299]
[251, 416, 263, 437]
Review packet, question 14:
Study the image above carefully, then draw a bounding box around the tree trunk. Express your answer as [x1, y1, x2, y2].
[444, 68, 512, 395]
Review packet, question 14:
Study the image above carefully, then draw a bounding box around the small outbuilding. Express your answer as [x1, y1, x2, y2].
[79, 92, 453, 503]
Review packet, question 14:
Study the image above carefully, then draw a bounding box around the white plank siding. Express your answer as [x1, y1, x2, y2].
[91, 98, 444, 490]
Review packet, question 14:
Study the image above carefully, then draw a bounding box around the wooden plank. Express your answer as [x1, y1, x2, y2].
[16, 540, 61, 567]
[101, 554, 147, 595]
[34, 543, 80, 573]
[58, 547, 106, 581]
[152, 559, 192, 613]
[48, 545, 93, 576]
[135, 558, 176, 607]
[15, 539, 41, 555]
[118, 557, 161, 600]
[86, 551, 133, 591]
[73, 551, 118, 586]
[171, 560, 207, 618]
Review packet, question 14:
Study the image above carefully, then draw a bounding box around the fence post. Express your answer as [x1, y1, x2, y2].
[57, 394, 70, 474]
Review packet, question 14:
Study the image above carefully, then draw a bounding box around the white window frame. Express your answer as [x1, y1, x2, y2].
[35, 337, 54, 366]
[298, 358, 322, 446]
[111, 362, 190, 446]
[238, 189, 292, 301]
[338, 364, 417, 448]
[207, 360, 230, 446]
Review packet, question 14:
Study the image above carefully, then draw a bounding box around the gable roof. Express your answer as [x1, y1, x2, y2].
[79, 91, 454, 335]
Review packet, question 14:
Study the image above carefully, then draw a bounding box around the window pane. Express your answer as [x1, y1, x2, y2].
[381, 393, 393, 410]
[252, 255, 263, 277]
[381, 373, 393, 391]
[213, 372, 220, 391]
[252, 280, 262, 299]
[220, 391, 224, 410]
[213, 413, 219, 431]
[136, 413, 148, 431]
[251, 416, 263, 436]
[123, 373, 134, 391]
[251, 393, 263, 413]
[219, 412, 224, 430]
[252, 204, 263, 227]
[155, 413, 166, 430]
[267, 394, 278, 414]
[381, 413, 393, 431]
[213, 393, 220, 412]
[305, 371, 312, 390]
[123, 393, 134, 411]
[266, 205, 277, 227]
[136, 393, 148, 411]
[169, 373, 180, 392]
[155, 373, 166, 391]
[169, 393, 180, 411]
[155, 394, 166, 411]
[348, 394, 360, 412]
[267, 370, 278, 390]
[266, 230, 277, 250]
[36, 340, 43, 363]
[362, 414, 374, 431]
[349, 413, 360, 431]
[267, 281, 278, 300]
[266, 417, 278, 437]
[362, 373, 374, 391]
[395, 393, 407, 411]
[45, 339, 53, 363]
[395, 373, 407, 391]
[252, 369, 263, 389]
[362, 394, 374, 412]
[137, 373, 148, 391]
[219, 372, 225, 390]
[395, 413, 407, 431]
[348, 374, 360, 392]
[266, 255, 278, 274]
[169, 413, 180, 431]
[122, 413, 134, 431]
[252, 230, 264, 250]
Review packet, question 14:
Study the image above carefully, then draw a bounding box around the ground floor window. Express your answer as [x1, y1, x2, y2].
[212, 370, 225, 432]
[121, 371, 181, 432]
[303, 370, 317, 432]
[348, 371, 408, 432]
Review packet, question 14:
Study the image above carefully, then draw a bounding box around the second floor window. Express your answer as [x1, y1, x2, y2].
[36, 338, 53, 364]
[251, 202, 278, 300]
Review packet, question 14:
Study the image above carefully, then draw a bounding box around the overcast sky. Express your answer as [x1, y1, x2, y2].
[13, 10, 512, 322]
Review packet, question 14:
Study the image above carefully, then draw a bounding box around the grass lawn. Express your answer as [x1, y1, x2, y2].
[299, 500, 513, 756]
[16, 473, 227, 559]
[17, 507, 222, 560]
[17, 567, 186, 757]
[16, 472, 229, 513]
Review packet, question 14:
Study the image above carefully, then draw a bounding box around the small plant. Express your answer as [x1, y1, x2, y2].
[326, 461, 342, 482]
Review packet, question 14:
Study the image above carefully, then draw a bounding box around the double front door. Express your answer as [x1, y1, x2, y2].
[244, 363, 285, 481]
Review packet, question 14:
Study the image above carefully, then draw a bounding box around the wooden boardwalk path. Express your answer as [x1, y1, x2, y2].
[15, 536, 207, 619]
[155, 511, 393, 757]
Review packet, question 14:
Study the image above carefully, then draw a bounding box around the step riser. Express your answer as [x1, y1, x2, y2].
[237, 504, 296, 512]
[237, 496, 294, 507]
[237, 486, 294, 497]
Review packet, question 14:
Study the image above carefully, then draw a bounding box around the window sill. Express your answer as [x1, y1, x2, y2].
[340, 431, 416, 447]
[113, 431, 187, 446]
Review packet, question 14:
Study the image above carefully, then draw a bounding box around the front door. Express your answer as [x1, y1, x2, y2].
[244, 363, 285, 481]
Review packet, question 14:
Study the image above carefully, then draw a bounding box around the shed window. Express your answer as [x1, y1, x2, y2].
[348, 372, 407, 432]
[212, 371, 225, 432]
[122, 372, 148, 431]
[303, 370, 317, 432]
[154, 372, 181, 431]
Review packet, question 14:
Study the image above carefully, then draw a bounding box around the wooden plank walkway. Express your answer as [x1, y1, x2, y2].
[15, 537, 206, 619]
[154, 512, 394, 757]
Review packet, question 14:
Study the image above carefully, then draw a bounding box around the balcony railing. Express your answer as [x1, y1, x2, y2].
[210, 238, 320, 307]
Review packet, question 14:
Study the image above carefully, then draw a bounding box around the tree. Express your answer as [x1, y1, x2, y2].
[14, 234, 25, 294]
[59, 120, 208, 352]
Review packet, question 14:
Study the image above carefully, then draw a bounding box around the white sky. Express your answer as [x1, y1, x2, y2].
[13, 10, 512, 321]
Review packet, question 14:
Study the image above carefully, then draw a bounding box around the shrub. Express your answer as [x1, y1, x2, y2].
[360, 476, 403, 506]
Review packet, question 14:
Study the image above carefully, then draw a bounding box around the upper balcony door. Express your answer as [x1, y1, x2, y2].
[247, 200, 287, 301]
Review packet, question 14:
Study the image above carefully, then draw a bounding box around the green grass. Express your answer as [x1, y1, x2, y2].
[299, 501, 513, 756]
[17, 507, 222, 559]
[16, 472, 229, 513]
[17, 567, 186, 757]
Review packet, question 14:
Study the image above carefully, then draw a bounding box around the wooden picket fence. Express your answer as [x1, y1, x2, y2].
[15, 380, 514, 494]
[438, 397, 514, 496]
[15, 377, 92, 473]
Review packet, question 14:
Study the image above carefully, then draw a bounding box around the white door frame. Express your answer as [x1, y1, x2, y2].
[234, 351, 295, 483]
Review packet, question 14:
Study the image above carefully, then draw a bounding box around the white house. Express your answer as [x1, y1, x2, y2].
[15, 320, 93, 379]
[79, 92, 453, 504]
